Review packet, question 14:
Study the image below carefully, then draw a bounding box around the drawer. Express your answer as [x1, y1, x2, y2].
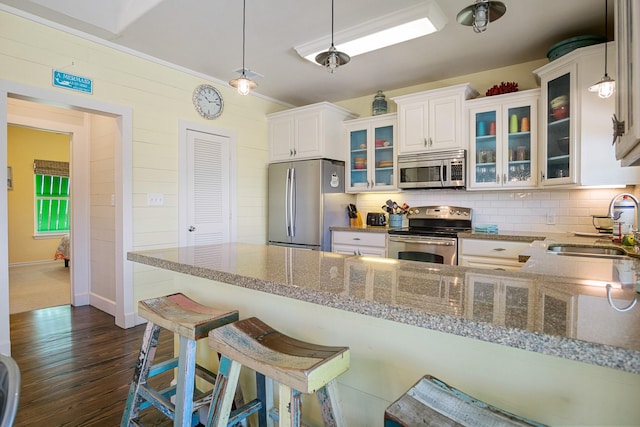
[332, 231, 387, 248]
[460, 239, 530, 259]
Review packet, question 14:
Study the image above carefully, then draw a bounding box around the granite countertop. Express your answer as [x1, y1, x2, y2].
[128, 243, 640, 374]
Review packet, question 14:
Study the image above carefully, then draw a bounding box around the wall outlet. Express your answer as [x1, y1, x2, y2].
[147, 193, 164, 206]
[546, 211, 556, 225]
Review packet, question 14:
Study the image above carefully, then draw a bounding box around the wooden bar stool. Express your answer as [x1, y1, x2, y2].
[385, 375, 547, 427]
[121, 293, 239, 427]
[204, 317, 350, 427]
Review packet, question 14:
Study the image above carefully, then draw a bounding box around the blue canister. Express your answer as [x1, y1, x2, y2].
[389, 214, 403, 227]
[372, 90, 388, 116]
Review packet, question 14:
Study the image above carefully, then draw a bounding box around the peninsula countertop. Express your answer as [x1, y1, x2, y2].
[128, 243, 640, 374]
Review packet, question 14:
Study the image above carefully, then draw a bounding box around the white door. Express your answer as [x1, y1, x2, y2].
[185, 129, 231, 246]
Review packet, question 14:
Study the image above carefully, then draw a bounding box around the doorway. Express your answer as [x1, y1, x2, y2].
[1, 80, 134, 356]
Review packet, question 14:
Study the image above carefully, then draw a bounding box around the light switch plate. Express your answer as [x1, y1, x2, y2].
[147, 193, 164, 206]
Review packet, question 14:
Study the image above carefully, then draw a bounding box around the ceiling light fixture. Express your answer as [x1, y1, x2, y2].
[229, 0, 257, 95]
[588, 0, 615, 98]
[296, 2, 447, 66]
[315, 0, 350, 73]
[456, 0, 506, 33]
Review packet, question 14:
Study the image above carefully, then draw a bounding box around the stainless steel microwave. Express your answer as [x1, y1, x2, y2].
[397, 149, 466, 189]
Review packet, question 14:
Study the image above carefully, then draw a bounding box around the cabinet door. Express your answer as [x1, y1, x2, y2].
[470, 107, 499, 188]
[294, 113, 322, 159]
[347, 127, 369, 190]
[269, 117, 294, 162]
[429, 95, 461, 151]
[398, 101, 428, 154]
[503, 101, 536, 187]
[372, 122, 395, 189]
[541, 65, 576, 185]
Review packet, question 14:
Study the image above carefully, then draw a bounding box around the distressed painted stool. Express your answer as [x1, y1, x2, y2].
[121, 293, 239, 427]
[204, 317, 350, 427]
[384, 375, 548, 427]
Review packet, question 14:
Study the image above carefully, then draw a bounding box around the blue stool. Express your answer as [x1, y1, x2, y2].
[204, 317, 350, 427]
[121, 293, 239, 427]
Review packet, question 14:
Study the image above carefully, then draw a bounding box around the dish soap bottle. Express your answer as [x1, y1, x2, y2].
[372, 90, 387, 116]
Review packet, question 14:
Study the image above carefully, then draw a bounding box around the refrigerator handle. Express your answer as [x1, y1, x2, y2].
[285, 168, 291, 237]
[290, 167, 296, 237]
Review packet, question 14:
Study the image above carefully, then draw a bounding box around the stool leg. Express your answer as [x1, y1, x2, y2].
[278, 384, 302, 427]
[316, 380, 344, 427]
[175, 335, 197, 427]
[205, 356, 241, 427]
[121, 322, 161, 427]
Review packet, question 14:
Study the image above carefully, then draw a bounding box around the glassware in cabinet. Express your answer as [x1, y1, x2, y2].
[373, 124, 394, 187]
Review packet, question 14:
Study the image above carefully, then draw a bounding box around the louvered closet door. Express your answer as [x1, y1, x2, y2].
[186, 130, 231, 246]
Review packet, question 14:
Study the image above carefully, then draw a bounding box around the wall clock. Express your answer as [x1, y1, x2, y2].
[192, 84, 223, 119]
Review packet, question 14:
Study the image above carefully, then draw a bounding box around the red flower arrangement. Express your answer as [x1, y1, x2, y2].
[485, 81, 519, 96]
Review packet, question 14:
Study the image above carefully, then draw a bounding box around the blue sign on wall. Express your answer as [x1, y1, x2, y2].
[52, 70, 93, 94]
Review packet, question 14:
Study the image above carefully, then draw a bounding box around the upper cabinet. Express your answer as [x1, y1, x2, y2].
[614, 0, 640, 166]
[535, 43, 640, 187]
[393, 84, 478, 155]
[467, 89, 539, 190]
[344, 113, 397, 192]
[267, 102, 357, 163]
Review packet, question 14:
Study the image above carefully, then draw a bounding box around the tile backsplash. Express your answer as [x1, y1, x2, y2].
[356, 187, 639, 234]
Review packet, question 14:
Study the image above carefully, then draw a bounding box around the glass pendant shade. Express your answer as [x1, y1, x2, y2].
[456, 0, 506, 33]
[230, 75, 257, 96]
[588, 74, 615, 98]
[315, 45, 350, 73]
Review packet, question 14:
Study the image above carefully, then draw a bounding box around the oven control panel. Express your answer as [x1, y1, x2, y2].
[407, 206, 471, 220]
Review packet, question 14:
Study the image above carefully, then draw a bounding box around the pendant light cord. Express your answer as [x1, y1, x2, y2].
[242, 0, 246, 76]
[604, 0, 608, 76]
[331, 0, 335, 47]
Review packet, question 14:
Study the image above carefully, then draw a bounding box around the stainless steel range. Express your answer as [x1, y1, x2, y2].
[387, 206, 472, 265]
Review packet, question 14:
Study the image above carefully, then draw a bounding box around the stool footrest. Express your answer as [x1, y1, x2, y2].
[149, 357, 179, 377]
[228, 398, 262, 426]
[139, 385, 175, 420]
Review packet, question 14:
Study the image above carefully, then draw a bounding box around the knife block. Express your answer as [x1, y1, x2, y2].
[350, 212, 363, 227]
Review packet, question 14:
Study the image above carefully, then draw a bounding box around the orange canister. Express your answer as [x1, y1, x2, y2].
[521, 117, 530, 132]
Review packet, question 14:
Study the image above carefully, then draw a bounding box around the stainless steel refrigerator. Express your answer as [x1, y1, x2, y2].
[268, 159, 355, 251]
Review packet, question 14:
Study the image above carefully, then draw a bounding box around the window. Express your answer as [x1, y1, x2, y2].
[33, 159, 70, 235]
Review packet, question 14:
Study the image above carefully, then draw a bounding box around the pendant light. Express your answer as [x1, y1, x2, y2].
[456, 0, 506, 33]
[229, 0, 257, 95]
[588, 0, 615, 98]
[315, 0, 350, 73]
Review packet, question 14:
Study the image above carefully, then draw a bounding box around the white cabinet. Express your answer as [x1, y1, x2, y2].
[467, 90, 539, 190]
[393, 84, 478, 154]
[268, 102, 357, 163]
[332, 231, 387, 257]
[459, 238, 530, 271]
[344, 113, 397, 192]
[614, 0, 640, 166]
[534, 43, 640, 187]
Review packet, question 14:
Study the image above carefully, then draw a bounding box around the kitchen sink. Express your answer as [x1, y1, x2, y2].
[546, 244, 629, 258]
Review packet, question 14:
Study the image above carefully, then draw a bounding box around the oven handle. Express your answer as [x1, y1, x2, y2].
[388, 236, 455, 246]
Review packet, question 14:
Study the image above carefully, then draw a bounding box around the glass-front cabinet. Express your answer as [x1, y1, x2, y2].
[542, 67, 575, 185]
[344, 113, 396, 192]
[467, 90, 539, 189]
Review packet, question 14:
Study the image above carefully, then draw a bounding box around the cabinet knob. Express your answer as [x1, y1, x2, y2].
[493, 248, 506, 252]
[503, 173, 507, 184]
[290, 149, 293, 156]
[540, 171, 545, 181]
[188, 226, 196, 232]
[429, 137, 433, 147]
[423, 138, 428, 147]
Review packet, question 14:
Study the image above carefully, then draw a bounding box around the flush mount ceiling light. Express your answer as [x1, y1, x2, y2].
[296, 1, 447, 66]
[456, 0, 506, 33]
[229, 0, 257, 95]
[588, 0, 615, 98]
[315, 0, 350, 73]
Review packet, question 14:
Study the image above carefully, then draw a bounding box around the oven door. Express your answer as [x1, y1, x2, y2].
[388, 235, 458, 265]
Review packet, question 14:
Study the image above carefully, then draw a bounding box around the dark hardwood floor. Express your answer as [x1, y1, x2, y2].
[10, 305, 175, 426]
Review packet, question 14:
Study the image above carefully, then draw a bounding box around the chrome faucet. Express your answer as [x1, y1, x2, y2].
[608, 193, 640, 238]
